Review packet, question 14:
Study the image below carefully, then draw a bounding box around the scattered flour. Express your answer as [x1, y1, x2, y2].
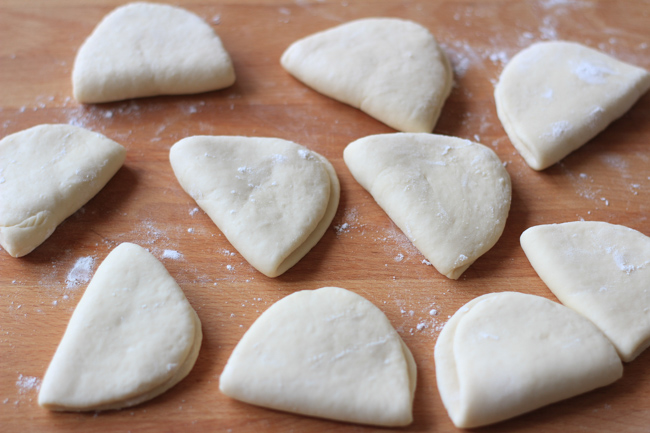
[544, 120, 572, 139]
[271, 154, 288, 163]
[572, 61, 616, 84]
[220, 249, 237, 257]
[138, 220, 165, 246]
[540, 0, 592, 9]
[16, 374, 41, 394]
[334, 222, 350, 234]
[162, 249, 183, 260]
[333, 207, 363, 235]
[66, 256, 95, 288]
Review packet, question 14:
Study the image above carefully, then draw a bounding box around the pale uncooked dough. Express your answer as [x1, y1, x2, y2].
[39, 242, 202, 411]
[73, 2, 236, 103]
[169, 136, 340, 277]
[435, 292, 622, 428]
[344, 133, 511, 279]
[281, 18, 452, 133]
[219, 286, 416, 426]
[495, 41, 650, 170]
[0, 124, 125, 257]
[521, 221, 650, 362]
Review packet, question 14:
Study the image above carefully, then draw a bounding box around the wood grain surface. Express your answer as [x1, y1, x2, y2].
[1, 0, 649, 432]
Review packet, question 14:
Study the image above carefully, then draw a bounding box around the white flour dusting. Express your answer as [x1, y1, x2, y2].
[162, 249, 183, 260]
[334, 222, 350, 234]
[66, 256, 95, 288]
[540, 0, 585, 8]
[572, 61, 616, 84]
[334, 207, 363, 235]
[16, 374, 41, 394]
[544, 120, 572, 139]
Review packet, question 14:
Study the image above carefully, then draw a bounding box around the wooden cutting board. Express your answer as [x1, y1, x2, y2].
[1, 0, 649, 432]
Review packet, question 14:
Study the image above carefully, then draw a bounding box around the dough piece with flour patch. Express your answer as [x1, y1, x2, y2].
[170, 136, 339, 277]
[495, 41, 650, 170]
[281, 18, 452, 133]
[0, 124, 125, 257]
[73, 2, 235, 103]
[219, 286, 417, 426]
[435, 292, 622, 428]
[39, 243, 202, 411]
[521, 221, 650, 362]
[344, 133, 511, 279]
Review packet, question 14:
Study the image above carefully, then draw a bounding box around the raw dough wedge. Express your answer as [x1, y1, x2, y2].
[495, 41, 650, 170]
[73, 2, 235, 103]
[435, 292, 622, 428]
[169, 136, 340, 277]
[0, 124, 125, 257]
[344, 133, 511, 279]
[281, 18, 452, 133]
[521, 221, 650, 362]
[219, 286, 417, 426]
[39, 242, 202, 411]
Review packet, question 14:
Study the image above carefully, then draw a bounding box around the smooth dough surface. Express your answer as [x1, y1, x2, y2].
[219, 286, 417, 426]
[0, 124, 125, 257]
[495, 41, 650, 170]
[435, 292, 622, 428]
[521, 221, 650, 362]
[281, 18, 452, 133]
[344, 133, 511, 279]
[38, 243, 202, 411]
[170, 136, 340, 277]
[73, 2, 236, 103]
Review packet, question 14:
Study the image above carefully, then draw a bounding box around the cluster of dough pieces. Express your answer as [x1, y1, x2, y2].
[1, 1, 649, 428]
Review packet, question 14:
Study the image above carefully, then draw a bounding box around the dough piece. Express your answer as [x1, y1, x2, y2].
[169, 136, 339, 277]
[38, 243, 202, 411]
[281, 18, 452, 133]
[0, 124, 126, 257]
[495, 41, 650, 170]
[344, 133, 511, 279]
[219, 286, 417, 426]
[521, 221, 650, 362]
[435, 292, 622, 428]
[73, 2, 236, 103]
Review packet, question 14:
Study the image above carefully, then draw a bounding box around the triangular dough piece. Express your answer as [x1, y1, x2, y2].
[521, 221, 650, 362]
[38, 242, 202, 411]
[73, 2, 236, 103]
[219, 286, 417, 426]
[435, 292, 622, 428]
[344, 133, 511, 279]
[495, 41, 650, 170]
[0, 124, 125, 257]
[281, 18, 452, 133]
[169, 136, 340, 277]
